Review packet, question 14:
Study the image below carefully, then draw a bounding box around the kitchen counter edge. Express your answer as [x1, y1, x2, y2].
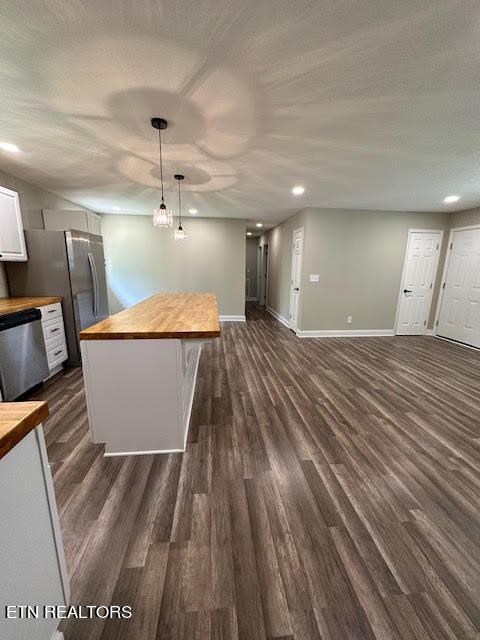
[0, 401, 49, 461]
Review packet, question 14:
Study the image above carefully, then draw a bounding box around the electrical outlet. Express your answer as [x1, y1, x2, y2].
[309, 274, 319, 282]
[347, 315, 352, 324]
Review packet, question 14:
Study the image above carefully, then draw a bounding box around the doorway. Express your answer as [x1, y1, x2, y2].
[289, 228, 304, 332]
[395, 229, 443, 335]
[435, 225, 480, 348]
[245, 237, 258, 302]
[258, 244, 269, 306]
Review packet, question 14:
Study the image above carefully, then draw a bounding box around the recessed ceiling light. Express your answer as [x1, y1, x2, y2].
[292, 185, 305, 195]
[112, 206, 120, 211]
[188, 208, 198, 214]
[0, 142, 20, 153]
[247, 232, 252, 236]
[256, 223, 263, 228]
[444, 195, 460, 204]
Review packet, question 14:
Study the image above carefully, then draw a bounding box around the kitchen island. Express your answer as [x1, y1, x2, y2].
[80, 293, 220, 456]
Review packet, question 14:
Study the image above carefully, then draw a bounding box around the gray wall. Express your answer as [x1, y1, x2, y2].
[0, 168, 86, 296]
[3, 160, 479, 324]
[245, 238, 258, 299]
[101, 214, 246, 317]
[449, 206, 480, 229]
[263, 207, 450, 332]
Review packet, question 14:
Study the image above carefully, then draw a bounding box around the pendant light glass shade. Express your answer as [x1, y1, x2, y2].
[174, 225, 187, 241]
[151, 118, 173, 228]
[174, 174, 187, 241]
[153, 202, 173, 228]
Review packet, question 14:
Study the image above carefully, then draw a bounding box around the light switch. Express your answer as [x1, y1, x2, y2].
[309, 274, 319, 282]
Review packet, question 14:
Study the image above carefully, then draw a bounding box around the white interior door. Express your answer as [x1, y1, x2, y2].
[396, 230, 443, 335]
[289, 228, 303, 331]
[437, 227, 480, 348]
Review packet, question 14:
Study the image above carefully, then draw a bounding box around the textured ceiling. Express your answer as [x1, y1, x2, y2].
[0, 0, 479, 228]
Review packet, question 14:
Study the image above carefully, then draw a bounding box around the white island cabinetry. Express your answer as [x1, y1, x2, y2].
[80, 293, 221, 456]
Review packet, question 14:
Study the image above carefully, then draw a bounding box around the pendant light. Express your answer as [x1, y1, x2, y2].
[151, 117, 173, 228]
[174, 174, 187, 241]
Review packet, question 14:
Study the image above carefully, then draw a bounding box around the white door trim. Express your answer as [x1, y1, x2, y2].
[289, 227, 304, 331]
[433, 223, 480, 338]
[394, 228, 444, 335]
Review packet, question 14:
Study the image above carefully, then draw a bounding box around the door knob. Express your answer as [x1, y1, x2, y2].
[403, 289, 412, 294]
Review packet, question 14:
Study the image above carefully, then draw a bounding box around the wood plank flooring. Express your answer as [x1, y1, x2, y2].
[30, 303, 480, 639]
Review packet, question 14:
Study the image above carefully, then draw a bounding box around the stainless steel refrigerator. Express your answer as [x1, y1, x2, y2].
[6, 229, 109, 366]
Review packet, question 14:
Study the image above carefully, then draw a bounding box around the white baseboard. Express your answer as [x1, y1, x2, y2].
[296, 329, 395, 338]
[220, 315, 246, 322]
[426, 329, 434, 336]
[105, 447, 186, 457]
[266, 305, 289, 328]
[51, 631, 64, 640]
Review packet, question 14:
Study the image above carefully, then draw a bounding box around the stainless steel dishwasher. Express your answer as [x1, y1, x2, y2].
[0, 308, 49, 400]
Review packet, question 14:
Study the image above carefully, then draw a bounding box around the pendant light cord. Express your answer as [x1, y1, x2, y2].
[178, 178, 182, 226]
[158, 128, 164, 202]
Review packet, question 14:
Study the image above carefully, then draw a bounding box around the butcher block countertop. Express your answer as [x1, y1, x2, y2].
[80, 292, 221, 340]
[0, 401, 49, 460]
[0, 296, 62, 316]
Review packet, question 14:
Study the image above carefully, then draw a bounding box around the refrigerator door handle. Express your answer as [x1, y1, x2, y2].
[88, 251, 99, 319]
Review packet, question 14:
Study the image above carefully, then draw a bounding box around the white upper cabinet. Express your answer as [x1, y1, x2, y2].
[43, 209, 101, 235]
[0, 186, 28, 261]
[43, 209, 89, 232]
[87, 211, 102, 235]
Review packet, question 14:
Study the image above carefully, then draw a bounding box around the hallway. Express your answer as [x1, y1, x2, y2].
[33, 305, 480, 639]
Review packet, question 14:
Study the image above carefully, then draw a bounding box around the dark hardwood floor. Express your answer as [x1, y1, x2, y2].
[31, 303, 480, 639]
